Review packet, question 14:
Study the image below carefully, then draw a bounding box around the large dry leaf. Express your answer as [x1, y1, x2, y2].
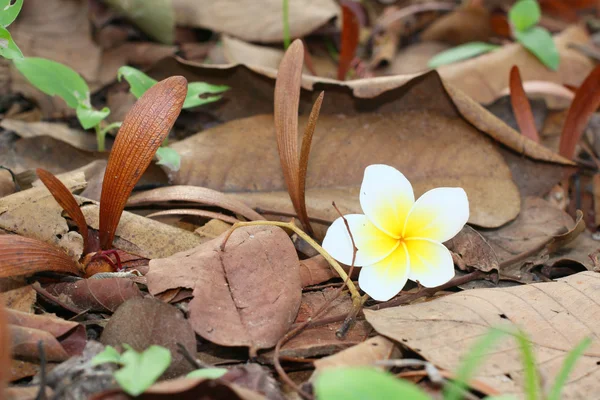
[171, 0, 339, 43]
[147, 226, 301, 352]
[364, 271, 600, 398]
[101, 297, 196, 378]
[0, 120, 100, 152]
[172, 110, 520, 228]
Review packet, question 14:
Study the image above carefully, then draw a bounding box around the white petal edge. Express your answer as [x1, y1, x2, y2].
[322, 214, 398, 267]
[403, 187, 469, 243]
[405, 238, 455, 287]
[358, 243, 410, 301]
[360, 164, 414, 238]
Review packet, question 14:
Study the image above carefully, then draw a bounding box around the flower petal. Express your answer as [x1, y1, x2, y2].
[403, 187, 469, 242]
[358, 244, 410, 301]
[322, 214, 398, 267]
[360, 164, 414, 238]
[405, 238, 455, 287]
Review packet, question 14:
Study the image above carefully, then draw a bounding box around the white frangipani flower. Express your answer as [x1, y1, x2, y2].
[322, 164, 469, 301]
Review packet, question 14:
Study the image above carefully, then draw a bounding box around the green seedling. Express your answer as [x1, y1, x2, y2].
[92, 344, 171, 396]
[429, 0, 559, 70]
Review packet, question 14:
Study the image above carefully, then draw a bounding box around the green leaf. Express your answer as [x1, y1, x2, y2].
[515, 331, 540, 400]
[76, 104, 110, 129]
[114, 345, 171, 397]
[484, 396, 520, 400]
[0, 0, 23, 27]
[155, 147, 181, 172]
[103, 0, 174, 44]
[428, 42, 499, 68]
[187, 368, 228, 379]
[515, 27, 560, 71]
[183, 82, 229, 109]
[118, 66, 157, 99]
[0, 25, 21, 60]
[509, 0, 541, 32]
[91, 346, 122, 366]
[547, 337, 592, 400]
[314, 367, 430, 400]
[13, 57, 90, 109]
[444, 328, 509, 400]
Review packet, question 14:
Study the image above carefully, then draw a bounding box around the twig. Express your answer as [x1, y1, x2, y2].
[177, 343, 206, 369]
[35, 341, 47, 400]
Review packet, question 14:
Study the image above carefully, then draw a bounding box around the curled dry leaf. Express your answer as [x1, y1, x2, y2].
[147, 226, 301, 352]
[445, 225, 499, 273]
[313, 336, 400, 374]
[41, 278, 143, 313]
[36, 168, 91, 253]
[127, 186, 264, 222]
[0, 235, 80, 279]
[8, 309, 86, 361]
[364, 271, 600, 397]
[100, 76, 188, 250]
[101, 297, 196, 378]
[509, 66, 540, 143]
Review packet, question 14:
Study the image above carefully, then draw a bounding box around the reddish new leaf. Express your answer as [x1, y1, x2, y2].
[337, 2, 360, 81]
[559, 65, 600, 160]
[0, 235, 81, 278]
[509, 66, 540, 143]
[100, 76, 188, 249]
[36, 168, 91, 253]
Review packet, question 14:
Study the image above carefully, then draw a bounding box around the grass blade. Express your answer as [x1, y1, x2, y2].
[547, 337, 592, 400]
[515, 331, 541, 400]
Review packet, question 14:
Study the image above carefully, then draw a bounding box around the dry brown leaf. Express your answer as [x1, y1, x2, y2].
[127, 186, 264, 222]
[384, 41, 450, 75]
[0, 282, 35, 313]
[8, 0, 102, 114]
[300, 255, 338, 287]
[364, 271, 600, 398]
[420, 3, 492, 45]
[101, 297, 196, 378]
[0, 170, 15, 198]
[222, 35, 285, 71]
[99, 76, 187, 249]
[0, 302, 9, 395]
[445, 225, 499, 273]
[147, 226, 301, 352]
[80, 201, 205, 259]
[171, 111, 520, 228]
[0, 120, 101, 152]
[171, 0, 338, 43]
[313, 336, 400, 373]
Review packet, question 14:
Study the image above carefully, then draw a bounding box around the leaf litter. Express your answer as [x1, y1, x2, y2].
[2, 1, 600, 399]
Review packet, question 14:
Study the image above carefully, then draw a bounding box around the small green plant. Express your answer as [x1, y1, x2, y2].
[429, 0, 559, 70]
[92, 344, 171, 396]
[0, 4, 228, 170]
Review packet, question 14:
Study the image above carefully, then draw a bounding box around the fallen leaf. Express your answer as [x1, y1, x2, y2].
[221, 35, 285, 71]
[300, 255, 338, 287]
[100, 297, 196, 378]
[171, 0, 339, 43]
[42, 278, 143, 313]
[0, 119, 101, 152]
[0, 282, 35, 313]
[420, 3, 493, 45]
[445, 225, 500, 273]
[364, 271, 600, 398]
[384, 41, 450, 75]
[147, 226, 301, 352]
[0, 302, 9, 394]
[313, 336, 400, 373]
[8, 309, 86, 361]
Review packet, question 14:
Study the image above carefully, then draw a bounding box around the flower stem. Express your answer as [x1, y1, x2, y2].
[220, 220, 361, 301]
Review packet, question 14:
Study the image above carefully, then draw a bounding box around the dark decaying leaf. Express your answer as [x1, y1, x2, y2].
[36, 168, 91, 253]
[147, 226, 301, 352]
[0, 235, 81, 278]
[42, 278, 143, 313]
[337, 2, 360, 81]
[509, 65, 540, 143]
[558, 64, 600, 159]
[100, 297, 196, 378]
[8, 309, 86, 361]
[100, 76, 188, 249]
[445, 225, 499, 273]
